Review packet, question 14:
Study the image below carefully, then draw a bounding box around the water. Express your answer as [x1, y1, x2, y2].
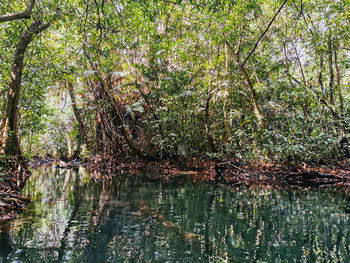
[0, 167, 350, 263]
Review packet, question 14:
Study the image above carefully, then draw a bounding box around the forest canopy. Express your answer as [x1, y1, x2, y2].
[0, 0, 349, 165]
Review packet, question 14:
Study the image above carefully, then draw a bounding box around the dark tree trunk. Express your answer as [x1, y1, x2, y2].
[318, 55, 324, 89]
[67, 84, 92, 154]
[0, 20, 51, 157]
[205, 91, 216, 153]
[95, 110, 104, 153]
[94, 87, 104, 153]
[328, 34, 335, 105]
[333, 38, 344, 114]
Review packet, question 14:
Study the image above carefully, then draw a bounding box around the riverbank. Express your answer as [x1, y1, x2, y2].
[0, 157, 31, 221]
[30, 154, 350, 188]
[86, 154, 350, 189]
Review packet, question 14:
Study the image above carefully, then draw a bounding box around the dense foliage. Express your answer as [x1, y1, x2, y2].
[0, 0, 349, 165]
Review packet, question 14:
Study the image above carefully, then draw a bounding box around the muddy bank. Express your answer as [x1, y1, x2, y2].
[0, 157, 31, 221]
[85, 154, 350, 190]
[28, 154, 350, 189]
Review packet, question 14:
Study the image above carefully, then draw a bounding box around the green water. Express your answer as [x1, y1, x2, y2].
[0, 167, 350, 263]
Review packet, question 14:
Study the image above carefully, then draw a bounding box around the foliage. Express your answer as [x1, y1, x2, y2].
[0, 0, 349, 165]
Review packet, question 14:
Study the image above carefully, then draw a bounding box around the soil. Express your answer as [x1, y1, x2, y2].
[86, 154, 350, 190]
[0, 157, 31, 222]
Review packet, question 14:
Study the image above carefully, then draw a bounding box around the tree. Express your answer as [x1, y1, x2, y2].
[0, 20, 52, 157]
[0, 0, 35, 23]
[0, 0, 347, 164]
[0, 0, 54, 157]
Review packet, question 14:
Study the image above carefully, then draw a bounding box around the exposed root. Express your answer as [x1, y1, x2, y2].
[0, 156, 31, 221]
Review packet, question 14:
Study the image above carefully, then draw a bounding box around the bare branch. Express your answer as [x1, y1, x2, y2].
[242, 0, 288, 67]
[0, 0, 36, 23]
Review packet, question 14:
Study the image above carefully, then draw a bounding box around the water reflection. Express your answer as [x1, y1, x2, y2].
[0, 167, 349, 262]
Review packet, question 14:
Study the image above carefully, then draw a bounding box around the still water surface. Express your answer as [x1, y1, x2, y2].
[0, 167, 350, 263]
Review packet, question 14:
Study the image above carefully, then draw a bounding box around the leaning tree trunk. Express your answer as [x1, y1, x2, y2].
[0, 20, 51, 157]
[225, 41, 265, 129]
[234, 51, 264, 128]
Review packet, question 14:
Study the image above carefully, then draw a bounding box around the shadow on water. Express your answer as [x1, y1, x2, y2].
[0, 167, 350, 262]
[0, 231, 11, 261]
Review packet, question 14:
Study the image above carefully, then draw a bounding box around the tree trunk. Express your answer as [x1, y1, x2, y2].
[318, 55, 324, 89]
[67, 83, 92, 154]
[0, 20, 51, 157]
[235, 53, 264, 128]
[293, 44, 307, 86]
[205, 90, 216, 153]
[95, 110, 104, 153]
[225, 41, 264, 128]
[328, 34, 335, 105]
[333, 38, 344, 113]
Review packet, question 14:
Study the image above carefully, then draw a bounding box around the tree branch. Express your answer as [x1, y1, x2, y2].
[287, 73, 338, 118]
[242, 0, 288, 67]
[0, 0, 36, 23]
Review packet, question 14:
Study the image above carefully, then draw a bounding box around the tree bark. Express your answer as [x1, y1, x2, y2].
[333, 38, 344, 113]
[318, 55, 324, 89]
[205, 91, 216, 153]
[0, 20, 51, 157]
[0, 0, 35, 23]
[225, 41, 264, 128]
[328, 34, 335, 105]
[95, 109, 104, 153]
[235, 52, 264, 128]
[293, 44, 307, 86]
[67, 83, 92, 155]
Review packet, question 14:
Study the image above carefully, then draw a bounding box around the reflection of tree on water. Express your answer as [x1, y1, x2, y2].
[80, 175, 203, 262]
[0, 230, 11, 262]
[1, 168, 350, 262]
[56, 169, 86, 262]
